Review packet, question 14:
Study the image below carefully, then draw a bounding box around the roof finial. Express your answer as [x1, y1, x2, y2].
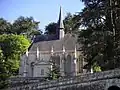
[36, 47, 39, 59]
[26, 49, 29, 57]
[51, 46, 54, 55]
[75, 45, 77, 58]
[62, 45, 65, 54]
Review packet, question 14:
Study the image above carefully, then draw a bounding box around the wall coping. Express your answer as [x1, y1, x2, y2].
[9, 69, 120, 89]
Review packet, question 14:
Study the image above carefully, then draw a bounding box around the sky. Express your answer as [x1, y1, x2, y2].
[0, 0, 84, 32]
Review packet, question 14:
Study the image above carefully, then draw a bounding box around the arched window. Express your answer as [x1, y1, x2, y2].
[31, 62, 34, 77]
[108, 86, 120, 90]
[64, 54, 72, 76]
[41, 69, 44, 75]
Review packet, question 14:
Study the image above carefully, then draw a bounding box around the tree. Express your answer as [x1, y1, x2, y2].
[0, 16, 42, 39]
[0, 18, 12, 34]
[0, 16, 40, 88]
[0, 34, 30, 89]
[47, 65, 61, 80]
[64, 13, 79, 34]
[0, 49, 9, 89]
[75, 0, 120, 71]
[76, 0, 108, 71]
[12, 16, 41, 39]
[0, 34, 30, 75]
[44, 22, 57, 35]
[47, 59, 61, 80]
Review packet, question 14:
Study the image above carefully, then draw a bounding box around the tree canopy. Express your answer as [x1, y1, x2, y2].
[0, 18, 12, 34]
[75, 0, 120, 71]
[0, 16, 42, 40]
[0, 34, 30, 89]
[44, 22, 57, 35]
[64, 13, 80, 34]
[47, 60, 61, 80]
[0, 34, 30, 75]
[12, 16, 42, 38]
[0, 16, 42, 89]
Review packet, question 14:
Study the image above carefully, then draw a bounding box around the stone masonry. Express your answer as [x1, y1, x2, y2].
[8, 69, 120, 90]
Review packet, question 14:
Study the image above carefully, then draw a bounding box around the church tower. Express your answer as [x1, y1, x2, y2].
[56, 6, 65, 39]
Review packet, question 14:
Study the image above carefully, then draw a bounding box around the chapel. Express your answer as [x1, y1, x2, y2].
[19, 7, 85, 77]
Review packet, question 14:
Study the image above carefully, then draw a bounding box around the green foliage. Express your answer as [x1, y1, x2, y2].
[0, 49, 10, 89]
[92, 62, 101, 72]
[76, 0, 120, 71]
[12, 16, 41, 36]
[0, 18, 12, 34]
[47, 64, 61, 80]
[0, 73, 10, 89]
[0, 34, 30, 56]
[44, 22, 57, 35]
[0, 16, 39, 88]
[0, 16, 42, 40]
[0, 35, 30, 89]
[64, 13, 79, 34]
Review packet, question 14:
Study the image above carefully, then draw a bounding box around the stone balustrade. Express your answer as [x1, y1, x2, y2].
[8, 69, 120, 90]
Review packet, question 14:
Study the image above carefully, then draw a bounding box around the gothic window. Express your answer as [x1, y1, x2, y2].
[64, 54, 72, 76]
[31, 62, 34, 77]
[41, 69, 44, 75]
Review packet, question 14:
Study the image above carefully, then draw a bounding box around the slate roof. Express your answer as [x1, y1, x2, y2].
[33, 34, 59, 43]
[29, 34, 80, 52]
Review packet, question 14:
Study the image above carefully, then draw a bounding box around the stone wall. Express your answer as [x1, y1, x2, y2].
[8, 69, 120, 90]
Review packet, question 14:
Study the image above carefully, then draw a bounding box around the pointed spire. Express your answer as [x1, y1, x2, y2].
[57, 6, 65, 39]
[58, 6, 64, 29]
